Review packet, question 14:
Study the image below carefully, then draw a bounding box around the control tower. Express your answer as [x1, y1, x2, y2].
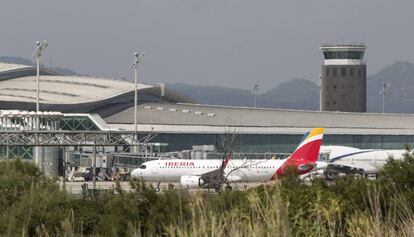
[320, 43, 366, 112]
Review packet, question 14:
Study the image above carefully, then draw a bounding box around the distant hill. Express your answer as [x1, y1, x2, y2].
[167, 83, 254, 107]
[2, 55, 414, 113]
[0, 56, 79, 76]
[259, 78, 319, 110]
[170, 61, 414, 113]
[367, 61, 414, 113]
[0, 56, 34, 66]
[168, 78, 319, 110]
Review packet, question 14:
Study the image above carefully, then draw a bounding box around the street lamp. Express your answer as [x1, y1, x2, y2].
[132, 51, 145, 137]
[32, 40, 48, 112]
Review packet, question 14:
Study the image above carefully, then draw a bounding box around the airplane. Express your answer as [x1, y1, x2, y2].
[315, 145, 407, 179]
[131, 127, 324, 191]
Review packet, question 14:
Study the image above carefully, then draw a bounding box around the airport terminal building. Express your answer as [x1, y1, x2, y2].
[1, 62, 414, 157]
[2, 60, 414, 176]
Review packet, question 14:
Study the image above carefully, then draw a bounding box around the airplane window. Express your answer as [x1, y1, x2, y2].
[139, 165, 146, 169]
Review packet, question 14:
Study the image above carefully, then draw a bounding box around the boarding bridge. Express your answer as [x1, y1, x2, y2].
[0, 110, 149, 177]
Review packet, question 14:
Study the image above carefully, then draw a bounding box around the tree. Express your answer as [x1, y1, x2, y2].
[380, 145, 414, 189]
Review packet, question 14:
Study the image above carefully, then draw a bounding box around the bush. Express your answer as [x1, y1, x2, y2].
[2, 158, 414, 236]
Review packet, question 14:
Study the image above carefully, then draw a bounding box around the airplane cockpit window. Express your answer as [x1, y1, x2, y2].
[139, 165, 147, 169]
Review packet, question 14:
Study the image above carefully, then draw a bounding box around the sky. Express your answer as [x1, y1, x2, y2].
[1, 0, 413, 90]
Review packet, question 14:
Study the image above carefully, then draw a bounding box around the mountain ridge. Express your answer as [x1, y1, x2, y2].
[1, 56, 414, 113]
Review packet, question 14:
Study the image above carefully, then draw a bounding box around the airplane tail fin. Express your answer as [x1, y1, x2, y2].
[275, 128, 324, 177]
[221, 152, 232, 170]
[290, 127, 324, 164]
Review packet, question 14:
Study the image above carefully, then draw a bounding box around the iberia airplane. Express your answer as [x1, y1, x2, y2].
[131, 128, 324, 191]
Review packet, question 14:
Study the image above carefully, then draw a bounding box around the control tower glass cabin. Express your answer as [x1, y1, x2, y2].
[320, 44, 366, 112]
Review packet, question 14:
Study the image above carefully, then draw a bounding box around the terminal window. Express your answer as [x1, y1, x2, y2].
[341, 68, 346, 76]
[333, 68, 337, 77]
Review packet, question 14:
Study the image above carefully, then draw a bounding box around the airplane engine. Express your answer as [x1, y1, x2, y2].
[180, 175, 204, 189]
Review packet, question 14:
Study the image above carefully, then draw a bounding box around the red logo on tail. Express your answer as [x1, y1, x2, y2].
[273, 128, 324, 179]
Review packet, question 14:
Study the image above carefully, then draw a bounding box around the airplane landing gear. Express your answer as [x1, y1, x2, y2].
[225, 185, 232, 191]
[155, 181, 161, 192]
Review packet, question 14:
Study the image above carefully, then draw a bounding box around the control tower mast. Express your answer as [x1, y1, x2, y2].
[320, 43, 366, 112]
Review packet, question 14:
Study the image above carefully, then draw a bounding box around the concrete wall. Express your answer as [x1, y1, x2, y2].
[321, 65, 366, 112]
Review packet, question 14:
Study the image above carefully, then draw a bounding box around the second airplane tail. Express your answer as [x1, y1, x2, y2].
[276, 127, 324, 176]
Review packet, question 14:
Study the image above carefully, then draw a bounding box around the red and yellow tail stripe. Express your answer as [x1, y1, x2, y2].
[295, 128, 324, 152]
[272, 127, 324, 179]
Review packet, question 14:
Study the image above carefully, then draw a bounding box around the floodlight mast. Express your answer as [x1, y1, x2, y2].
[253, 84, 259, 108]
[380, 81, 391, 113]
[32, 41, 47, 172]
[132, 51, 144, 137]
[32, 40, 48, 112]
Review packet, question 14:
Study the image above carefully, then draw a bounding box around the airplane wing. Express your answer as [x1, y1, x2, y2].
[194, 153, 232, 189]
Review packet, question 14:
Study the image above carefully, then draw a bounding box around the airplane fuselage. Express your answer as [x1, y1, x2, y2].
[132, 127, 324, 189]
[330, 150, 406, 173]
[132, 159, 285, 183]
[319, 146, 407, 174]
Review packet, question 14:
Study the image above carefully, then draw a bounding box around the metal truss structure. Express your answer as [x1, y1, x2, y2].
[60, 117, 99, 131]
[0, 131, 157, 146]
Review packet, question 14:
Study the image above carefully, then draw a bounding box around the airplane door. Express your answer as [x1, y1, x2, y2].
[151, 162, 159, 175]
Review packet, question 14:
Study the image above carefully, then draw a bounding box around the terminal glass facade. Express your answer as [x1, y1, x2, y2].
[1, 133, 414, 160]
[0, 115, 99, 160]
[0, 146, 33, 160]
[147, 133, 414, 153]
[60, 116, 99, 131]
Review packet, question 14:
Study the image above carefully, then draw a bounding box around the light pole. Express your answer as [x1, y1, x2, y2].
[32, 40, 48, 112]
[32, 41, 47, 171]
[379, 81, 391, 113]
[318, 75, 322, 111]
[253, 84, 259, 108]
[132, 51, 144, 139]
